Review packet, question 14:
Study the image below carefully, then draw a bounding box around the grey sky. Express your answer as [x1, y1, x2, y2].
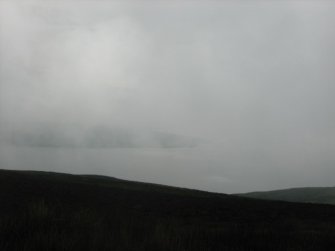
[0, 1, 334, 193]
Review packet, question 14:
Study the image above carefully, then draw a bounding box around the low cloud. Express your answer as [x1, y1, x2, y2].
[1, 1, 335, 193]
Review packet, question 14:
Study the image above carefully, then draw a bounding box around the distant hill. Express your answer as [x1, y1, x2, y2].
[237, 187, 335, 205]
[1, 169, 335, 251]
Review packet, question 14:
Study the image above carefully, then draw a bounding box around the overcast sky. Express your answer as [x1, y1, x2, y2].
[0, 1, 335, 193]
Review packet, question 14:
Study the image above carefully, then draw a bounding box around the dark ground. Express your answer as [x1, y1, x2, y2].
[1, 169, 335, 251]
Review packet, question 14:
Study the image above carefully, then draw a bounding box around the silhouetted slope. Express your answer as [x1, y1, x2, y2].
[237, 187, 335, 205]
[1, 169, 335, 251]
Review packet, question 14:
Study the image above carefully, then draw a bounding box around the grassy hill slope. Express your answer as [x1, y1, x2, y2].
[237, 187, 335, 205]
[1, 169, 335, 251]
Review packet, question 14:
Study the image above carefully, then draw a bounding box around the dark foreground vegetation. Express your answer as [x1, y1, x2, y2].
[0, 169, 335, 250]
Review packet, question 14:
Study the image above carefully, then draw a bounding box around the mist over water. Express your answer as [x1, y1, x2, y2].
[1, 1, 335, 193]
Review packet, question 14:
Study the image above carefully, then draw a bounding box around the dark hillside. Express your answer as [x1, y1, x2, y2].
[237, 187, 335, 205]
[1, 169, 335, 251]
